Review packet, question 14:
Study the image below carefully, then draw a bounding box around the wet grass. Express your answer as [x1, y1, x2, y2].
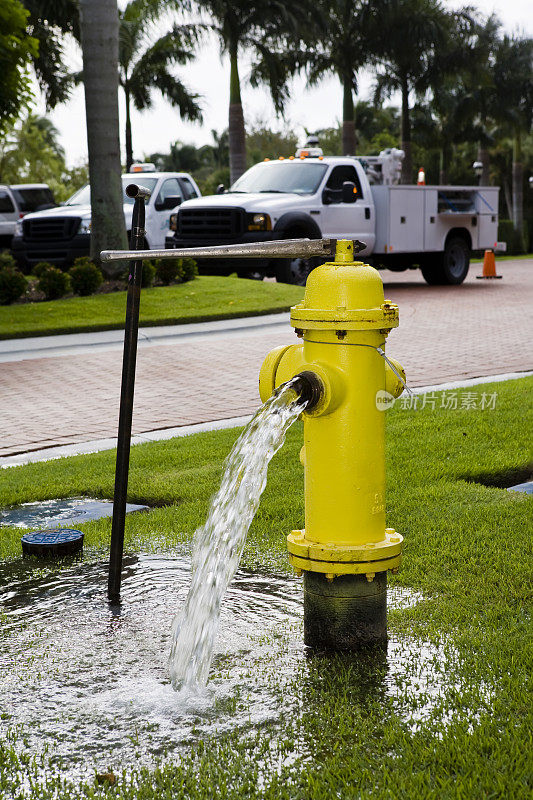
[0, 376, 532, 798]
[0, 276, 304, 339]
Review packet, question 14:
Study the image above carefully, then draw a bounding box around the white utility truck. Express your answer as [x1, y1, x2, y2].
[167, 144, 499, 285]
[11, 166, 200, 272]
[0, 184, 56, 249]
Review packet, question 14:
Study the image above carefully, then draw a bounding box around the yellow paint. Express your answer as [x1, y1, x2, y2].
[259, 239, 406, 575]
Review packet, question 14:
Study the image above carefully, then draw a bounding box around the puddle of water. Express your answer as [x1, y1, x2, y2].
[0, 497, 148, 529]
[0, 553, 491, 784]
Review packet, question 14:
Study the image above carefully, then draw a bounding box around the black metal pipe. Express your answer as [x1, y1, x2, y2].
[108, 184, 150, 602]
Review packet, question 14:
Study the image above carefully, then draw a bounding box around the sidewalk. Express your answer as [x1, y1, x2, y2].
[1, 258, 531, 460]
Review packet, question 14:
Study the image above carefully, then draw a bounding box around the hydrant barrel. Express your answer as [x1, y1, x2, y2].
[302, 327, 387, 547]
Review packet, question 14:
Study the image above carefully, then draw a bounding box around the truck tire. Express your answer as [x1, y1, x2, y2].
[275, 255, 322, 285]
[421, 237, 470, 285]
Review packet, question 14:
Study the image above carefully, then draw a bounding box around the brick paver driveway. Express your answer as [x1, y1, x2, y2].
[1, 258, 531, 457]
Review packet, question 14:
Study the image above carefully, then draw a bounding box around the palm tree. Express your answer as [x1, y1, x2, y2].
[369, 0, 468, 183]
[199, 0, 303, 184]
[301, 0, 372, 156]
[23, 0, 79, 108]
[79, 0, 128, 274]
[119, 0, 202, 171]
[465, 15, 502, 186]
[492, 34, 533, 244]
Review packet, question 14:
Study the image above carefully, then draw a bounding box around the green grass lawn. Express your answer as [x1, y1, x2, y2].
[0, 377, 531, 798]
[0, 276, 304, 340]
[471, 252, 533, 262]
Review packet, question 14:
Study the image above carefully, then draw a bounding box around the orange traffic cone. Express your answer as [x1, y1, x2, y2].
[417, 167, 426, 185]
[476, 249, 502, 279]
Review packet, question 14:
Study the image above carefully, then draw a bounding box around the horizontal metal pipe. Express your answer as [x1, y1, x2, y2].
[100, 237, 341, 263]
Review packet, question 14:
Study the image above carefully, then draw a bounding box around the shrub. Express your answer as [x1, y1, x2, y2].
[32, 261, 54, 278]
[69, 257, 103, 296]
[141, 259, 156, 288]
[0, 250, 17, 271]
[180, 257, 198, 283]
[154, 257, 180, 286]
[37, 266, 71, 300]
[0, 268, 27, 305]
[153, 256, 198, 285]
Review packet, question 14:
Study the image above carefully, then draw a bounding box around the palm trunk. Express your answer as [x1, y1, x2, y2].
[228, 43, 246, 185]
[79, 0, 127, 277]
[125, 83, 133, 172]
[512, 129, 524, 249]
[439, 146, 449, 185]
[342, 78, 356, 155]
[400, 75, 412, 184]
[503, 178, 513, 220]
[477, 143, 490, 185]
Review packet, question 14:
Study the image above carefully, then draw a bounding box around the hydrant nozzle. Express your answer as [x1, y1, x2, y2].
[259, 239, 406, 649]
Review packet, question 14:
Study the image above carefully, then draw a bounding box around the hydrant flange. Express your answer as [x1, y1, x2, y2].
[287, 528, 403, 576]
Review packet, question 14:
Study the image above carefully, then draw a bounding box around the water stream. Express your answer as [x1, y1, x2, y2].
[169, 380, 307, 689]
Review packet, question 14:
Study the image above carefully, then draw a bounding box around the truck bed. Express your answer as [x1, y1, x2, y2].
[371, 185, 499, 254]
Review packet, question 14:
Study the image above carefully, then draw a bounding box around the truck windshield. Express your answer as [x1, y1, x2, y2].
[65, 177, 159, 206]
[230, 162, 328, 195]
[11, 187, 55, 211]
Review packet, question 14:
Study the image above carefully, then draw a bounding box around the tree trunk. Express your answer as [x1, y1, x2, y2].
[228, 44, 246, 185]
[512, 130, 524, 249]
[79, 0, 127, 277]
[125, 83, 133, 172]
[342, 78, 356, 155]
[400, 76, 412, 184]
[477, 143, 490, 186]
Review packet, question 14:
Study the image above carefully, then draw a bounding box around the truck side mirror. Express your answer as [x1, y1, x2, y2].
[342, 181, 357, 203]
[155, 195, 182, 211]
[216, 184, 225, 195]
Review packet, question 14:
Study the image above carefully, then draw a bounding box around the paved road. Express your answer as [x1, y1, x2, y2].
[1, 258, 531, 458]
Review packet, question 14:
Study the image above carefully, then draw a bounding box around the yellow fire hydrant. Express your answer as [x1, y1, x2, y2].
[259, 239, 406, 649]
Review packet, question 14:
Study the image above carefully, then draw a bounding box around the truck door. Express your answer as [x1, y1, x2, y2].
[320, 165, 375, 254]
[0, 187, 17, 241]
[148, 178, 185, 248]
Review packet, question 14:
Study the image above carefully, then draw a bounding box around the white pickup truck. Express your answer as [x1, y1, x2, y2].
[167, 146, 499, 285]
[11, 169, 200, 272]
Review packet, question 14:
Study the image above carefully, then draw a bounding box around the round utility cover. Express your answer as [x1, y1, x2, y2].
[21, 528, 84, 558]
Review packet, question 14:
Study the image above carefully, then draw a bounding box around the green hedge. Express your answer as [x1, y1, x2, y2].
[498, 219, 529, 255]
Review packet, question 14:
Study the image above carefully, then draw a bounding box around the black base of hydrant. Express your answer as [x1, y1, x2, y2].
[303, 571, 387, 650]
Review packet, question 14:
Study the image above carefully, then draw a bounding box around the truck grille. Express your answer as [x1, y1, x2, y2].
[23, 217, 81, 241]
[178, 207, 244, 239]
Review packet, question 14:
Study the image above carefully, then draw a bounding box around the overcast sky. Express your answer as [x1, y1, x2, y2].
[37, 0, 533, 168]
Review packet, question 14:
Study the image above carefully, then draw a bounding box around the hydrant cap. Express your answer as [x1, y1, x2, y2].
[303, 260, 385, 311]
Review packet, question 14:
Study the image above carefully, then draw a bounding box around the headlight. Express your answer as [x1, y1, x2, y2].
[14, 220, 23, 237]
[246, 212, 272, 232]
[169, 212, 178, 232]
[78, 218, 92, 234]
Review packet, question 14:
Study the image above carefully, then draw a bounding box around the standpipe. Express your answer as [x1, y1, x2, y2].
[259, 239, 406, 649]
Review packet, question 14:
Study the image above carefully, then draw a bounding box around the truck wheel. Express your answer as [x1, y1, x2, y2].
[421, 237, 470, 285]
[275, 256, 321, 286]
[237, 270, 264, 280]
